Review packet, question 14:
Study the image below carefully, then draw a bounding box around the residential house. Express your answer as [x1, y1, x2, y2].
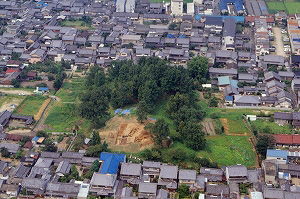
[266, 149, 288, 164]
[89, 173, 118, 196]
[21, 178, 47, 195]
[206, 184, 230, 197]
[234, 95, 261, 107]
[274, 134, 300, 148]
[142, 161, 161, 177]
[29, 49, 46, 63]
[274, 112, 292, 126]
[158, 165, 178, 190]
[276, 90, 294, 108]
[209, 68, 238, 78]
[178, 169, 196, 186]
[99, 152, 126, 174]
[278, 71, 295, 81]
[0, 143, 19, 154]
[292, 78, 300, 92]
[138, 183, 157, 198]
[45, 182, 80, 198]
[262, 160, 277, 184]
[55, 161, 71, 176]
[120, 163, 142, 184]
[122, 35, 141, 45]
[225, 165, 248, 183]
[222, 18, 236, 51]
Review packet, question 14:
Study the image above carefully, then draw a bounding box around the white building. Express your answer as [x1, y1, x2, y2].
[171, 0, 183, 16]
[125, 0, 135, 13]
[116, 0, 126, 12]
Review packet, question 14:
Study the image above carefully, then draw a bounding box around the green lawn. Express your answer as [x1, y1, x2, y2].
[266, 2, 286, 11]
[62, 20, 94, 30]
[44, 102, 81, 132]
[198, 135, 256, 167]
[251, 119, 292, 134]
[14, 95, 47, 116]
[56, 79, 84, 103]
[284, 2, 300, 14]
[227, 118, 249, 134]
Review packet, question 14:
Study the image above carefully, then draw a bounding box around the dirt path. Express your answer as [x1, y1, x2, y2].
[34, 98, 51, 121]
[273, 27, 286, 57]
[33, 100, 54, 131]
[0, 89, 33, 95]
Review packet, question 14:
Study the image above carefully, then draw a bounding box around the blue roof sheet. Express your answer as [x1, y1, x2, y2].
[225, 96, 233, 101]
[267, 149, 288, 159]
[99, 152, 126, 174]
[38, 87, 49, 91]
[32, 136, 40, 141]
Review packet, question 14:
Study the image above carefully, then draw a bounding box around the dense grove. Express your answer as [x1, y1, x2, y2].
[79, 57, 209, 153]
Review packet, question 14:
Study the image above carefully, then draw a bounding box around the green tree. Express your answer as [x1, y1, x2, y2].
[91, 131, 101, 146]
[136, 100, 148, 123]
[53, 77, 63, 90]
[256, 134, 275, 158]
[11, 79, 20, 88]
[187, 56, 209, 83]
[11, 52, 21, 60]
[169, 23, 177, 30]
[183, 122, 206, 150]
[209, 97, 219, 107]
[169, 148, 186, 162]
[43, 140, 57, 152]
[86, 142, 109, 157]
[0, 147, 9, 158]
[146, 118, 170, 148]
[79, 86, 110, 128]
[177, 184, 191, 198]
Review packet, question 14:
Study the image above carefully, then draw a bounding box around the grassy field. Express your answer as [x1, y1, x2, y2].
[227, 118, 249, 134]
[284, 2, 300, 14]
[266, 2, 286, 11]
[266, 1, 300, 14]
[197, 135, 256, 167]
[62, 20, 94, 30]
[251, 119, 292, 134]
[56, 79, 84, 103]
[14, 95, 47, 116]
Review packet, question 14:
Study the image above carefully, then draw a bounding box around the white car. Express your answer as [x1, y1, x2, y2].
[281, 30, 287, 34]
[284, 48, 291, 52]
[284, 45, 291, 48]
[18, 93, 26, 96]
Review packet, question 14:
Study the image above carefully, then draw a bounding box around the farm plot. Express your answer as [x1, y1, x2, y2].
[266, 2, 286, 11]
[198, 135, 256, 167]
[0, 95, 25, 112]
[284, 2, 300, 14]
[14, 95, 48, 117]
[250, 119, 292, 134]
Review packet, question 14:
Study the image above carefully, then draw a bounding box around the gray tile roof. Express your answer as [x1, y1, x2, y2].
[138, 183, 157, 194]
[90, 173, 117, 187]
[22, 178, 46, 189]
[56, 161, 71, 175]
[159, 165, 178, 179]
[178, 169, 196, 180]
[120, 163, 142, 176]
[226, 165, 247, 177]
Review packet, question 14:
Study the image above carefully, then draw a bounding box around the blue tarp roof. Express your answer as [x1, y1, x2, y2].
[99, 152, 126, 174]
[178, 35, 186, 38]
[38, 87, 49, 91]
[196, 15, 245, 23]
[267, 149, 288, 159]
[166, 34, 175, 38]
[225, 96, 233, 101]
[114, 109, 122, 114]
[32, 136, 40, 141]
[220, 0, 243, 12]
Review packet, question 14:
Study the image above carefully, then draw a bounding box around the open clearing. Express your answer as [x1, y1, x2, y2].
[251, 119, 292, 134]
[100, 115, 154, 153]
[62, 20, 94, 30]
[14, 95, 48, 117]
[266, 1, 300, 14]
[0, 95, 25, 112]
[197, 135, 256, 167]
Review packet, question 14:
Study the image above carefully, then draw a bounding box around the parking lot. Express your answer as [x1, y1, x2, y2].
[272, 27, 286, 57]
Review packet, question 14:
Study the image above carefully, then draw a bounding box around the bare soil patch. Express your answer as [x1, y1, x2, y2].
[220, 118, 229, 134]
[202, 118, 216, 136]
[57, 137, 68, 151]
[34, 98, 51, 121]
[21, 81, 54, 90]
[0, 97, 24, 112]
[100, 115, 154, 152]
